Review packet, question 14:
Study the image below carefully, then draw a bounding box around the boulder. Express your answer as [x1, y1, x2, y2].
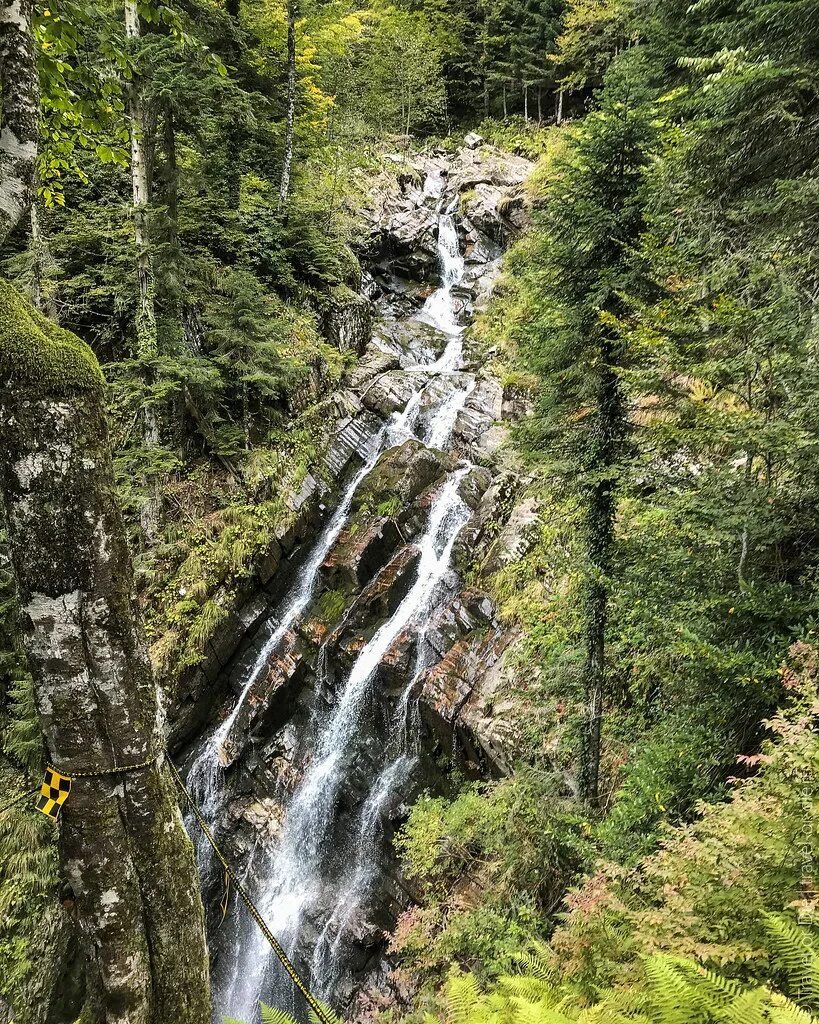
[323, 285, 372, 355]
[449, 146, 534, 192]
[323, 517, 403, 591]
[374, 318, 450, 367]
[355, 439, 455, 511]
[360, 371, 423, 418]
[345, 345, 400, 392]
[463, 131, 484, 150]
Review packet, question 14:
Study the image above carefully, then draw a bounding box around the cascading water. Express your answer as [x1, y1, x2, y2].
[221, 470, 471, 1021]
[191, 193, 477, 1023]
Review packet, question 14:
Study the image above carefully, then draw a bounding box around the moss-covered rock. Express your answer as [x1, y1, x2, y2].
[0, 279, 104, 396]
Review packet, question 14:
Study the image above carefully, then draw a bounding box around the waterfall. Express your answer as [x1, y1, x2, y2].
[220, 470, 471, 1022]
[191, 202, 475, 1022]
[185, 431, 388, 871]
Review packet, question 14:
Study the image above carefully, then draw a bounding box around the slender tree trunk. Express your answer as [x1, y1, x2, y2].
[125, 1, 157, 366]
[278, 0, 297, 213]
[482, 35, 490, 117]
[0, 285, 212, 1023]
[524, 82, 529, 120]
[0, 0, 39, 240]
[30, 196, 58, 319]
[125, 0, 161, 539]
[537, 83, 542, 123]
[580, 348, 622, 808]
[502, 81, 507, 118]
[557, 86, 564, 124]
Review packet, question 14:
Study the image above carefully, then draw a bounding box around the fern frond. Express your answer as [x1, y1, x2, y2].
[765, 914, 819, 1009]
[260, 1003, 299, 1024]
[446, 972, 484, 1024]
[307, 1001, 342, 1024]
[718, 987, 773, 1024]
[643, 955, 700, 1024]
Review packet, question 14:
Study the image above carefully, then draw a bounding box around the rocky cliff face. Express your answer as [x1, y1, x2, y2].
[176, 138, 539, 1022]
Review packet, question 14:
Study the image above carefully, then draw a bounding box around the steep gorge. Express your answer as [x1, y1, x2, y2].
[175, 139, 535, 1022]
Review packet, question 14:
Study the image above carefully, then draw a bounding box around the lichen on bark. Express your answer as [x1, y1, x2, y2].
[0, 279, 211, 1023]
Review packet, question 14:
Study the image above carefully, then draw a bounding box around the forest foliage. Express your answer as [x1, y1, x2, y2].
[2, 0, 819, 1020]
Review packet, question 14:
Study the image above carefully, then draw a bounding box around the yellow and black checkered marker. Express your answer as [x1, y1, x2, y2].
[35, 767, 71, 819]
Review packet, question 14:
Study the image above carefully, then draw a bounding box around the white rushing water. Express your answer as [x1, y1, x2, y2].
[221, 469, 471, 1020]
[190, 202, 475, 1022]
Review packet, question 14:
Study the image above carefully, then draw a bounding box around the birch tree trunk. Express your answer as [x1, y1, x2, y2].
[0, 0, 39, 240]
[124, 0, 161, 539]
[278, 0, 297, 213]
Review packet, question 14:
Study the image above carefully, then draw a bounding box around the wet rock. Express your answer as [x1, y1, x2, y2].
[323, 517, 403, 591]
[369, 270, 430, 319]
[379, 626, 415, 690]
[453, 378, 504, 453]
[374, 318, 449, 367]
[460, 182, 529, 246]
[356, 440, 456, 512]
[219, 628, 310, 764]
[329, 546, 422, 660]
[346, 346, 400, 392]
[415, 625, 516, 775]
[323, 285, 373, 355]
[324, 409, 383, 479]
[457, 465, 492, 511]
[378, 204, 440, 276]
[360, 371, 423, 418]
[229, 795, 284, 841]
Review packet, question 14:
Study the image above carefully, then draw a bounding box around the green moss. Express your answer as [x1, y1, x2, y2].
[314, 589, 348, 625]
[0, 279, 104, 396]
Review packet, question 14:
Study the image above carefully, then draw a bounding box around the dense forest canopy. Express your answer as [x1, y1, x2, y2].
[1, 0, 818, 1023]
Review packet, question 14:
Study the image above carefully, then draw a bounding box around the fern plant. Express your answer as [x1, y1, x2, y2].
[429, 929, 819, 1024]
[225, 997, 342, 1024]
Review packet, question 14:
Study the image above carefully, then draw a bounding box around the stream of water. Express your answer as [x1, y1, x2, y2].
[187, 211, 473, 1022]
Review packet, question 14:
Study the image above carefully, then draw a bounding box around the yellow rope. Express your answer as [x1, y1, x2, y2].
[47, 748, 163, 778]
[167, 760, 335, 1024]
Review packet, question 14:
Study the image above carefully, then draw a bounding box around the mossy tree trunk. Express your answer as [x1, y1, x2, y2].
[0, 283, 212, 1022]
[0, 10, 209, 1008]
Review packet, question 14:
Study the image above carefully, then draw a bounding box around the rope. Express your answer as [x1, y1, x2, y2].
[47, 747, 163, 779]
[167, 759, 335, 1024]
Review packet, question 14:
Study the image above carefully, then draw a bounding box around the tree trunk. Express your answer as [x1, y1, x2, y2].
[278, 0, 297, 213]
[30, 196, 58, 319]
[580, 352, 622, 808]
[0, 0, 39, 240]
[557, 86, 564, 125]
[0, 281, 212, 1023]
[537, 83, 542, 123]
[124, 0, 161, 540]
[125, 1, 157, 366]
[502, 81, 507, 118]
